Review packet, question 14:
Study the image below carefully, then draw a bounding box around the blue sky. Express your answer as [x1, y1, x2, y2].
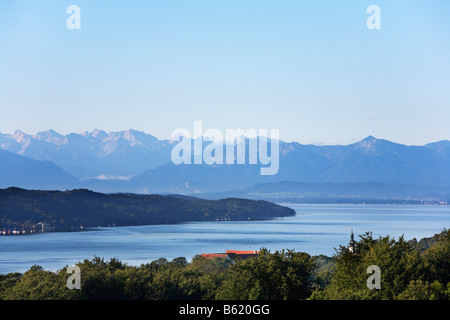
[0, 0, 449, 145]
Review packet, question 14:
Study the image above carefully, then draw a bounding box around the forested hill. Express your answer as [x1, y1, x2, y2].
[0, 188, 295, 232]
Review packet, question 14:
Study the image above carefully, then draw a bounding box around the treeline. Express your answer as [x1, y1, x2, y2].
[0, 188, 295, 232]
[0, 229, 448, 300]
[311, 228, 450, 300]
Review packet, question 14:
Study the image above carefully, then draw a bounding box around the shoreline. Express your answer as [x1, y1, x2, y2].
[2, 201, 449, 237]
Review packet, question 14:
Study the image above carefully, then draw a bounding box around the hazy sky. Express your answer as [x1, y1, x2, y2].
[1, 0, 449, 145]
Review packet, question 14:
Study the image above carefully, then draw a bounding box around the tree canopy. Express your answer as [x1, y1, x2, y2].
[1, 229, 448, 300]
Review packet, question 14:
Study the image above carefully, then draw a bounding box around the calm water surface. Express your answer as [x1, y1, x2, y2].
[1, 203, 449, 274]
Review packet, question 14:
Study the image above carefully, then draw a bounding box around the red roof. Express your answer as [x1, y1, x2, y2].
[201, 253, 229, 259]
[201, 250, 259, 260]
[226, 250, 259, 254]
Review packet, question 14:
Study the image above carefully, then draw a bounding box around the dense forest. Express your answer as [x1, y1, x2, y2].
[1, 229, 448, 300]
[0, 188, 295, 232]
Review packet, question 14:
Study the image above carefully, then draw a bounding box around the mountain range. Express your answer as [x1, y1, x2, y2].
[0, 129, 173, 180]
[1, 129, 450, 201]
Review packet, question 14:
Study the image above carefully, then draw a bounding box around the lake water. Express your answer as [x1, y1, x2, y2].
[1, 203, 449, 274]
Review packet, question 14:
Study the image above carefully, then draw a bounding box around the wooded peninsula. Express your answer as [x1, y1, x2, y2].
[0, 188, 295, 234]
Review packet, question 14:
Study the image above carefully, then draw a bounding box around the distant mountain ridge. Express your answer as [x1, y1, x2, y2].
[1, 130, 450, 201]
[0, 150, 78, 190]
[195, 181, 450, 203]
[0, 129, 173, 179]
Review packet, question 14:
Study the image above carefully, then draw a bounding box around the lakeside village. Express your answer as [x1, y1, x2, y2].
[0, 215, 240, 236]
[0, 222, 85, 236]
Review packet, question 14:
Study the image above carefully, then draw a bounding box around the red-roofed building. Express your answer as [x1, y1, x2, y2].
[201, 250, 259, 260]
[201, 253, 229, 259]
